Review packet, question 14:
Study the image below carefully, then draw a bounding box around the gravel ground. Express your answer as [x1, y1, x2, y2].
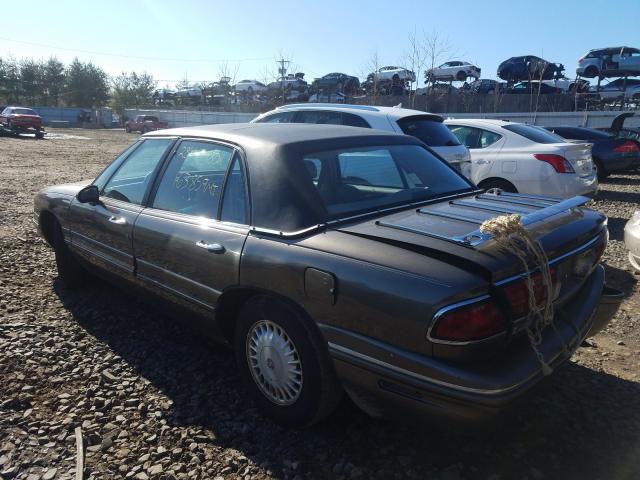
[1, 129, 639, 480]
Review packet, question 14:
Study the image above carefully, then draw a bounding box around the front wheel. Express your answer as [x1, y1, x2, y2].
[234, 296, 342, 427]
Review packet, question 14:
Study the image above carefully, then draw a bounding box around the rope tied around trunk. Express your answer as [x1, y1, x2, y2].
[480, 214, 557, 375]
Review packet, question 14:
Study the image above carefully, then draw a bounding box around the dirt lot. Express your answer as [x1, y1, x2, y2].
[1, 129, 639, 480]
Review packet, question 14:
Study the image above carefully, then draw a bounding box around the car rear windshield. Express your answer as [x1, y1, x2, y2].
[302, 144, 473, 219]
[397, 116, 462, 147]
[13, 108, 37, 115]
[502, 123, 565, 144]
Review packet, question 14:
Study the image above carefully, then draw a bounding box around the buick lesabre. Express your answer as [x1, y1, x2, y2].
[34, 124, 612, 426]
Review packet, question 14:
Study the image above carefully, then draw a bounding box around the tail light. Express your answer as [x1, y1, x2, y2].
[613, 140, 640, 154]
[533, 154, 575, 173]
[501, 268, 557, 319]
[430, 299, 506, 342]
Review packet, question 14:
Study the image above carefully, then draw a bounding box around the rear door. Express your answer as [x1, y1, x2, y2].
[447, 125, 505, 184]
[68, 138, 175, 277]
[619, 49, 640, 71]
[133, 139, 250, 314]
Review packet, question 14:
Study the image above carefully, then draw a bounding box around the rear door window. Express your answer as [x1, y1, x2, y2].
[342, 113, 371, 128]
[397, 116, 461, 147]
[480, 130, 502, 148]
[447, 126, 481, 148]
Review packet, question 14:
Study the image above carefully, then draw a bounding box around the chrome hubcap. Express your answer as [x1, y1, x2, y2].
[246, 320, 303, 405]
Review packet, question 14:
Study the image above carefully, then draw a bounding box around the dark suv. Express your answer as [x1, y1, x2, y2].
[498, 56, 564, 82]
[462, 79, 507, 94]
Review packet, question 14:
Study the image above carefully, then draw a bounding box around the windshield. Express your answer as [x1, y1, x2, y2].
[503, 123, 565, 144]
[302, 145, 473, 219]
[397, 116, 462, 147]
[12, 108, 37, 115]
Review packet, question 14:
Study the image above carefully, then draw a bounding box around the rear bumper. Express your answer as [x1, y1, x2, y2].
[519, 172, 598, 198]
[327, 265, 604, 423]
[602, 154, 640, 173]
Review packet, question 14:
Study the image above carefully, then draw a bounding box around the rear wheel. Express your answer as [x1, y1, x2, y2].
[53, 220, 86, 288]
[479, 178, 518, 193]
[456, 70, 467, 81]
[234, 295, 342, 427]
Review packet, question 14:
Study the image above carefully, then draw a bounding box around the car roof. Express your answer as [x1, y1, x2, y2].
[148, 123, 424, 233]
[143, 122, 415, 145]
[270, 103, 444, 122]
[444, 118, 512, 127]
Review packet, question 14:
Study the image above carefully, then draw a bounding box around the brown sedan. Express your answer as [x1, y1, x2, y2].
[34, 124, 612, 426]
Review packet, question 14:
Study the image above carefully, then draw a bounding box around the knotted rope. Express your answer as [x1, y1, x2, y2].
[480, 214, 557, 375]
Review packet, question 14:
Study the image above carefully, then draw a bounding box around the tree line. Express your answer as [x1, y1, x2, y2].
[0, 56, 155, 115]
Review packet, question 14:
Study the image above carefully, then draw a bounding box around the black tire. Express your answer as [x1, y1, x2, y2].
[456, 71, 467, 82]
[35, 130, 44, 139]
[594, 158, 608, 180]
[479, 178, 518, 193]
[234, 295, 342, 427]
[585, 66, 599, 78]
[125, 125, 131, 133]
[53, 220, 86, 288]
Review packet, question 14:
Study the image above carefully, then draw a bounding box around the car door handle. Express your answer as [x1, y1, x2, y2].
[108, 216, 127, 225]
[195, 241, 225, 253]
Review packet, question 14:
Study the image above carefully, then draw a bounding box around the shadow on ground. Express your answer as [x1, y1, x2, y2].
[54, 279, 640, 480]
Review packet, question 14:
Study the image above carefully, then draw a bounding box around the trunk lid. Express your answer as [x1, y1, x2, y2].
[336, 191, 606, 282]
[558, 142, 594, 178]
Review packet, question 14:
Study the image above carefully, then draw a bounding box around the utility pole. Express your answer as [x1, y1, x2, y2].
[276, 57, 290, 104]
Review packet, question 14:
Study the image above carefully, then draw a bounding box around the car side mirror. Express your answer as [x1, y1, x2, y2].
[77, 185, 100, 204]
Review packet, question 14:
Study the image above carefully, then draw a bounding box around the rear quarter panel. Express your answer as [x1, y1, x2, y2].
[238, 231, 489, 356]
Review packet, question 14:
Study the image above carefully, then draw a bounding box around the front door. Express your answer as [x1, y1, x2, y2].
[133, 139, 250, 319]
[68, 138, 174, 278]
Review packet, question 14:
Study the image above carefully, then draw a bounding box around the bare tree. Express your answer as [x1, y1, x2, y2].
[424, 31, 453, 78]
[403, 29, 429, 107]
[361, 48, 381, 103]
[421, 31, 454, 110]
[218, 60, 240, 85]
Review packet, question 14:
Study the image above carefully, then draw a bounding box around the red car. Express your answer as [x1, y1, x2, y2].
[0, 106, 45, 139]
[125, 115, 168, 133]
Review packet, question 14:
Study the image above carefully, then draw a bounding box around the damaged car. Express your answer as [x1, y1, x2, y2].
[34, 124, 616, 426]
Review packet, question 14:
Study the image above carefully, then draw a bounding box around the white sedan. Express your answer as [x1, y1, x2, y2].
[444, 119, 598, 198]
[234, 80, 267, 93]
[372, 66, 416, 83]
[425, 61, 481, 82]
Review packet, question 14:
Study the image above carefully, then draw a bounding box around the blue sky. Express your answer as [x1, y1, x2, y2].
[2, 0, 639, 87]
